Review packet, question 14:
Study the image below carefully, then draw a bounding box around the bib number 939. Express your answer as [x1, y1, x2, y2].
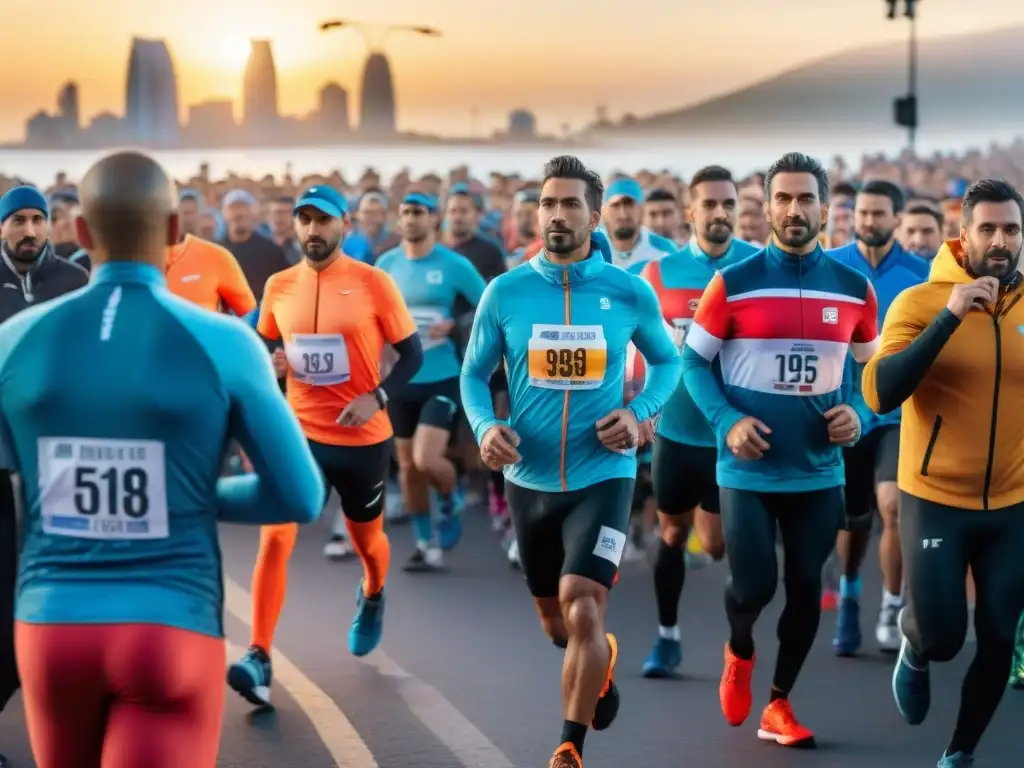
[545, 347, 587, 378]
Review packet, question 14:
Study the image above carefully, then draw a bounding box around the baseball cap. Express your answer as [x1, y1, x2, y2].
[294, 185, 349, 218]
[603, 178, 644, 205]
[401, 191, 439, 212]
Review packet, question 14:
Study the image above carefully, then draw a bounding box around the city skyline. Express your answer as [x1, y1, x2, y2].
[5, 0, 1024, 142]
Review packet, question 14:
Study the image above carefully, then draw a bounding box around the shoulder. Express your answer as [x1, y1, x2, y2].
[438, 246, 476, 270]
[898, 251, 931, 280]
[730, 238, 761, 259]
[648, 232, 677, 254]
[376, 248, 400, 270]
[196, 238, 240, 264]
[825, 242, 858, 264]
[152, 290, 269, 370]
[52, 256, 89, 285]
[263, 263, 301, 295]
[0, 293, 75, 365]
[719, 247, 766, 286]
[821, 255, 872, 300]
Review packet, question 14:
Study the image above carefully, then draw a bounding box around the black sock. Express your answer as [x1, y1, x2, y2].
[769, 687, 787, 703]
[653, 539, 686, 628]
[559, 720, 587, 755]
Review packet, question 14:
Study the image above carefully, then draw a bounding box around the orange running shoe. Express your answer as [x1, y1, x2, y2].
[719, 643, 755, 726]
[592, 633, 620, 730]
[549, 742, 582, 768]
[757, 699, 816, 748]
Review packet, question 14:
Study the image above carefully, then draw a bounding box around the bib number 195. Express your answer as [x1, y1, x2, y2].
[775, 353, 818, 384]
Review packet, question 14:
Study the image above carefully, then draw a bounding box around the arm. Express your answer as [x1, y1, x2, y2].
[681, 272, 748, 443]
[454, 257, 488, 337]
[379, 333, 423, 394]
[255, 283, 280, 341]
[839, 282, 881, 440]
[627, 278, 681, 423]
[217, 247, 258, 316]
[460, 280, 503, 444]
[374, 271, 422, 396]
[217, 328, 324, 524]
[861, 291, 959, 414]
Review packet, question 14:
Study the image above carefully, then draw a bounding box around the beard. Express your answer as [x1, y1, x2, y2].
[612, 225, 637, 242]
[970, 245, 1021, 280]
[855, 227, 894, 248]
[5, 237, 44, 263]
[302, 235, 341, 262]
[703, 220, 733, 245]
[402, 228, 429, 245]
[543, 226, 587, 255]
[773, 215, 820, 249]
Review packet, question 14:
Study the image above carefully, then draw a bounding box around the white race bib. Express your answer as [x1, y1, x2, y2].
[409, 306, 448, 351]
[286, 334, 350, 385]
[528, 324, 608, 390]
[38, 437, 168, 540]
[669, 318, 692, 351]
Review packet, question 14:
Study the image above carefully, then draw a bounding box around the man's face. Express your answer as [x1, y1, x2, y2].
[961, 200, 1023, 280]
[445, 195, 478, 240]
[50, 202, 80, 244]
[644, 200, 679, 240]
[539, 178, 598, 256]
[0, 208, 47, 262]
[829, 206, 853, 247]
[269, 202, 293, 237]
[197, 212, 217, 241]
[224, 201, 254, 235]
[294, 207, 346, 262]
[601, 195, 641, 242]
[399, 204, 435, 244]
[766, 172, 826, 249]
[178, 198, 199, 237]
[854, 193, 898, 248]
[358, 199, 387, 233]
[901, 212, 942, 259]
[513, 200, 538, 240]
[690, 180, 738, 246]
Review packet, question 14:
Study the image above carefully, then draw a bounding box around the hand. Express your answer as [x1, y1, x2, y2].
[825, 404, 860, 445]
[725, 416, 771, 460]
[271, 348, 288, 378]
[336, 394, 381, 427]
[596, 408, 640, 452]
[428, 319, 455, 339]
[637, 419, 656, 448]
[946, 277, 999, 319]
[481, 424, 521, 469]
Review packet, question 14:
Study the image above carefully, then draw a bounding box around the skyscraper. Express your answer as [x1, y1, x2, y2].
[125, 38, 181, 146]
[57, 82, 79, 131]
[243, 40, 280, 139]
[319, 83, 350, 135]
[359, 53, 396, 136]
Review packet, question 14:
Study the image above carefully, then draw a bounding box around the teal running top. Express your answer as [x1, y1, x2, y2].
[0, 262, 324, 638]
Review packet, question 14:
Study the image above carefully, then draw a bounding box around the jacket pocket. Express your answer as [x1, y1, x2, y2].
[920, 415, 943, 477]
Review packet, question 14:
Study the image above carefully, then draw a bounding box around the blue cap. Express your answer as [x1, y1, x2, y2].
[222, 189, 257, 208]
[603, 178, 644, 205]
[401, 191, 439, 212]
[179, 188, 203, 203]
[294, 185, 349, 218]
[448, 182, 484, 211]
[0, 185, 49, 225]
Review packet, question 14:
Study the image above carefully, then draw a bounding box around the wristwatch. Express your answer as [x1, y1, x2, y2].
[372, 387, 388, 410]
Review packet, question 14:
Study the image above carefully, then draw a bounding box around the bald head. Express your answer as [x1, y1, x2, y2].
[77, 151, 178, 264]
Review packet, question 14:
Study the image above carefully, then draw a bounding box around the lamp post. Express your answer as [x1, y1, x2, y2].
[886, 0, 920, 154]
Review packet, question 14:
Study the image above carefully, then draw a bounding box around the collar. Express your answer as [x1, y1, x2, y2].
[92, 261, 166, 287]
[608, 227, 649, 259]
[686, 236, 735, 268]
[766, 239, 824, 272]
[530, 243, 606, 285]
[299, 251, 351, 277]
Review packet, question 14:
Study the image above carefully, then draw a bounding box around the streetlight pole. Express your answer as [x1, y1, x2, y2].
[887, 0, 920, 155]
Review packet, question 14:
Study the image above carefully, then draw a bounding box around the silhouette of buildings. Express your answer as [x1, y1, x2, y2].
[125, 37, 180, 145]
[24, 81, 86, 147]
[57, 82, 79, 132]
[187, 100, 237, 144]
[243, 40, 280, 139]
[507, 109, 537, 139]
[359, 52, 396, 136]
[319, 83, 350, 135]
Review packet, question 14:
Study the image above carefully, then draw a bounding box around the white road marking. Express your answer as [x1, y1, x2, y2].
[223, 577, 378, 768]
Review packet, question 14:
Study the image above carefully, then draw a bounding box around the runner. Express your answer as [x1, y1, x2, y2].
[165, 232, 257, 316]
[683, 152, 878, 747]
[229, 184, 423, 706]
[600, 177, 676, 273]
[461, 155, 681, 768]
[862, 178, 1024, 768]
[0, 150, 324, 768]
[377, 191, 487, 572]
[636, 165, 759, 678]
[826, 180, 929, 656]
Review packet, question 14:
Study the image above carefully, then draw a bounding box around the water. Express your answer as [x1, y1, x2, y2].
[0, 129, 1017, 185]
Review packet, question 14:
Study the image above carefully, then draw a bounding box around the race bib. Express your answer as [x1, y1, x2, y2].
[409, 306, 448, 351]
[38, 437, 168, 540]
[286, 334, 350, 385]
[527, 324, 607, 390]
[669, 318, 692, 351]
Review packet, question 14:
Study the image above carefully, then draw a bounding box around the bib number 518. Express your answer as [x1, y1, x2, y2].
[74, 466, 150, 518]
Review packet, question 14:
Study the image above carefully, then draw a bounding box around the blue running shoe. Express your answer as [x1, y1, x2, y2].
[642, 636, 683, 678]
[833, 596, 862, 656]
[349, 580, 386, 657]
[893, 620, 930, 725]
[937, 751, 973, 767]
[436, 488, 464, 551]
[227, 645, 273, 707]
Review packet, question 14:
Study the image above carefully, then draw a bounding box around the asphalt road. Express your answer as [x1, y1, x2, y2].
[0, 508, 1020, 767]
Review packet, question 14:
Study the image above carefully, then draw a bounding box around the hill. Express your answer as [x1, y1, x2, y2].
[595, 26, 1024, 139]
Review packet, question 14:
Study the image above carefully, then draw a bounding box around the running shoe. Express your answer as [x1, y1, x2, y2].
[436, 488, 464, 551]
[719, 643, 754, 726]
[876, 600, 902, 653]
[641, 636, 683, 678]
[227, 645, 273, 707]
[685, 528, 711, 569]
[349, 580, 386, 657]
[506, 537, 521, 570]
[937, 751, 974, 767]
[1009, 614, 1024, 688]
[549, 742, 582, 768]
[893, 621, 930, 725]
[757, 699, 816, 748]
[592, 633, 620, 731]
[833, 595, 862, 656]
[403, 544, 445, 572]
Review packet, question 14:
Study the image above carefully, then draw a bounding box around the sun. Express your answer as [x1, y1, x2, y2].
[218, 37, 252, 69]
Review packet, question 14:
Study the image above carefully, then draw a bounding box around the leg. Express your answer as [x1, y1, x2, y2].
[389, 388, 437, 567]
[945, 508, 1024, 759]
[875, 481, 903, 649]
[412, 381, 464, 551]
[489, 385, 510, 523]
[102, 625, 225, 768]
[719, 488, 780, 727]
[16, 622, 106, 768]
[0, 470, 19, 716]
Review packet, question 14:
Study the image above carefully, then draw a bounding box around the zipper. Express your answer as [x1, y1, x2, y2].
[982, 314, 1002, 510]
[920, 415, 942, 476]
[313, 270, 321, 332]
[560, 271, 571, 492]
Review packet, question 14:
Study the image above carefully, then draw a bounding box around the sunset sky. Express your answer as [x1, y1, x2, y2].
[3, 0, 1023, 141]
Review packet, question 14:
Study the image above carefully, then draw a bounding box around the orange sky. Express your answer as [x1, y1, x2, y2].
[3, 0, 1024, 141]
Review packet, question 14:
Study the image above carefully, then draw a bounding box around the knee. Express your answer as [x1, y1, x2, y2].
[539, 615, 568, 646]
[660, 519, 688, 549]
[784, 574, 822, 611]
[411, 440, 439, 474]
[562, 594, 602, 638]
[910, 616, 966, 663]
[877, 488, 900, 530]
[728, 573, 776, 612]
[260, 524, 297, 555]
[695, 515, 725, 559]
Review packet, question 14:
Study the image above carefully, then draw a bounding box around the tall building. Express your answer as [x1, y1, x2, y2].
[57, 82, 80, 131]
[508, 109, 537, 140]
[318, 83, 350, 136]
[243, 40, 279, 139]
[187, 100, 237, 145]
[125, 37, 181, 146]
[359, 52, 396, 136]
